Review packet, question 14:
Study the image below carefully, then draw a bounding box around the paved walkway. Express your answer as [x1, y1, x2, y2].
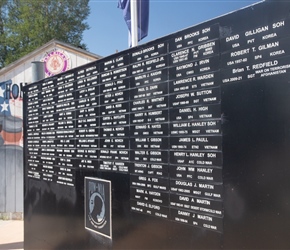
[0, 220, 23, 250]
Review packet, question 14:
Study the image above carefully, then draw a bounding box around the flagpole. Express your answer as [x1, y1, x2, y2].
[130, 0, 138, 47]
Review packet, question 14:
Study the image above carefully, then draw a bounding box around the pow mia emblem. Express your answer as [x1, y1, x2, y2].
[89, 189, 106, 228]
[85, 177, 112, 239]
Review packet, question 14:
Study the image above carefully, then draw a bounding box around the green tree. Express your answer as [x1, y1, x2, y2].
[1, 0, 90, 68]
[0, 0, 8, 69]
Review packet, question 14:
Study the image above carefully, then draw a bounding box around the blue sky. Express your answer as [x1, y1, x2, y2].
[83, 0, 261, 57]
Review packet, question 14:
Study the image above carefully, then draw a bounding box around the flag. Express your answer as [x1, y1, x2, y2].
[118, 0, 149, 42]
[0, 80, 12, 116]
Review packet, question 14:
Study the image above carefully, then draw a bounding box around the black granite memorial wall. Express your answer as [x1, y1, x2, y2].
[24, 1, 290, 249]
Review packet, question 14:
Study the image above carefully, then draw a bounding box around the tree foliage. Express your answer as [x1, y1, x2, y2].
[0, 0, 8, 69]
[0, 0, 90, 69]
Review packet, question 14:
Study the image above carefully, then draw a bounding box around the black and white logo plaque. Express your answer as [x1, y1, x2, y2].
[85, 177, 112, 239]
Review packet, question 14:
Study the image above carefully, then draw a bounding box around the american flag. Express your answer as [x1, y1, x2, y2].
[0, 80, 11, 116]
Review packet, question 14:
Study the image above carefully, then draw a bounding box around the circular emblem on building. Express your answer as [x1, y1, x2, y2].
[42, 49, 71, 77]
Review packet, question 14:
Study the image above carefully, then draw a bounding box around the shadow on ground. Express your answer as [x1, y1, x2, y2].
[0, 241, 23, 249]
